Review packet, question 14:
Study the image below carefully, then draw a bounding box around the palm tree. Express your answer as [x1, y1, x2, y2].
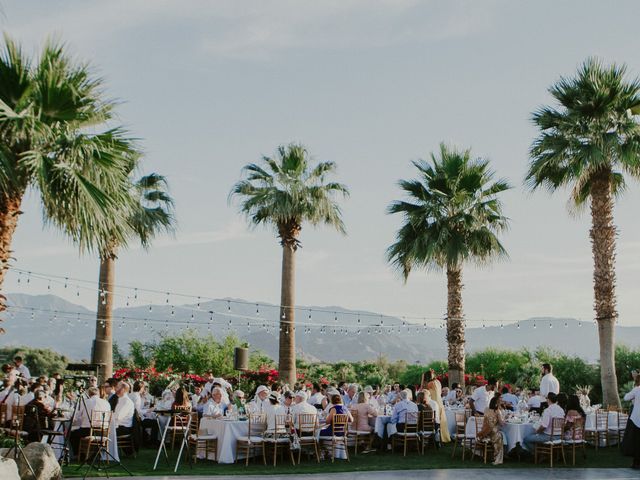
[387, 143, 510, 387]
[0, 36, 133, 320]
[230, 144, 349, 386]
[526, 58, 640, 407]
[92, 173, 175, 379]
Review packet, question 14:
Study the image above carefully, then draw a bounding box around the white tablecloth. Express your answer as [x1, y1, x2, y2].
[200, 417, 248, 464]
[466, 416, 534, 452]
[445, 408, 462, 438]
[374, 415, 390, 438]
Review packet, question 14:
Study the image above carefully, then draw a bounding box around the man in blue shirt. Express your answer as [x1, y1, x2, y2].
[501, 386, 519, 411]
[391, 390, 418, 432]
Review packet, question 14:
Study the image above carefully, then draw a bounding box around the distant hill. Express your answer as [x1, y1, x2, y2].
[2, 293, 639, 363]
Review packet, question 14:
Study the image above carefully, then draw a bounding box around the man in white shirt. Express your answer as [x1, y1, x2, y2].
[14, 356, 31, 380]
[527, 390, 545, 412]
[114, 381, 135, 436]
[469, 378, 498, 415]
[70, 387, 111, 455]
[539, 363, 560, 399]
[307, 383, 324, 407]
[523, 392, 565, 451]
[203, 387, 228, 418]
[291, 391, 317, 429]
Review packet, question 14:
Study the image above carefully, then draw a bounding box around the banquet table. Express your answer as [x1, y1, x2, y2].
[444, 408, 462, 438]
[466, 416, 535, 452]
[585, 411, 626, 446]
[200, 417, 249, 464]
[374, 415, 390, 438]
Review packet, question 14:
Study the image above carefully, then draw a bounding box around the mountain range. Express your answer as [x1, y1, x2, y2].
[2, 293, 640, 363]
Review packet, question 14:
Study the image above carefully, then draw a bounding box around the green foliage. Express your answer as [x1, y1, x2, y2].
[527, 58, 640, 206]
[230, 143, 349, 240]
[0, 346, 68, 377]
[614, 344, 640, 386]
[387, 143, 510, 277]
[466, 349, 530, 384]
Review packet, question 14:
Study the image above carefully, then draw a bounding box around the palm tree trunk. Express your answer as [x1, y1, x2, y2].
[446, 266, 465, 388]
[278, 223, 299, 387]
[92, 250, 116, 381]
[590, 169, 620, 408]
[0, 194, 23, 329]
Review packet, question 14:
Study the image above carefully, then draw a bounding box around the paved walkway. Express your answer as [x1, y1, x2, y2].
[101, 468, 639, 480]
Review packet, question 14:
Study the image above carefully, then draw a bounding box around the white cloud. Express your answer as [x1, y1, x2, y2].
[152, 220, 252, 248]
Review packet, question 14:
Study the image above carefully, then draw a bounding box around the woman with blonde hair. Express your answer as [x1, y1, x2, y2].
[421, 370, 450, 443]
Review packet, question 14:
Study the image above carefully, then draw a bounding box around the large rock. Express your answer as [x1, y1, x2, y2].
[15, 443, 61, 480]
[0, 457, 20, 480]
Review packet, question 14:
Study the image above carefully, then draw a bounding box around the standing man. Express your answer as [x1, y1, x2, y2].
[469, 378, 498, 415]
[540, 363, 560, 400]
[14, 356, 30, 380]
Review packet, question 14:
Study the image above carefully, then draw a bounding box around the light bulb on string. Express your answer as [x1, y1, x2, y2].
[26, 272, 30, 284]
[282, 311, 286, 319]
[64, 277, 68, 289]
[197, 297, 201, 309]
[126, 297, 130, 307]
[578, 321, 582, 327]
[47, 280, 51, 291]
[76, 287, 80, 297]
[357, 315, 361, 324]
[134, 288, 138, 300]
[17, 272, 21, 284]
[227, 300, 231, 312]
[308, 310, 312, 321]
[149, 305, 153, 313]
[533, 322, 537, 329]
[549, 322, 553, 329]
[171, 306, 175, 316]
[166, 293, 170, 304]
[256, 304, 260, 316]
[500, 323, 504, 329]
[564, 321, 568, 328]
[517, 323, 520, 329]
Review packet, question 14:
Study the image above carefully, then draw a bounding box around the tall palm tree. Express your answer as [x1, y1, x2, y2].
[0, 36, 133, 320]
[92, 173, 175, 379]
[231, 144, 349, 386]
[526, 58, 640, 407]
[387, 143, 510, 387]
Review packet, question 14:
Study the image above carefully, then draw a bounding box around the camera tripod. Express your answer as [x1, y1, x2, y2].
[1, 397, 36, 478]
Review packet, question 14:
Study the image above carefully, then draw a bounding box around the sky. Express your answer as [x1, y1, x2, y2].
[2, 0, 640, 328]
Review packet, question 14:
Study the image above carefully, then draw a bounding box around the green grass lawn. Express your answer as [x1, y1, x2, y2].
[62, 443, 631, 477]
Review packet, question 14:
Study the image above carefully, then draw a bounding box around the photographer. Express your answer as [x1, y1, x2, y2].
[13, 356, 31, 381]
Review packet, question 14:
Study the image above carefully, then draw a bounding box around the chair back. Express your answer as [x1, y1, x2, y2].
[174, 405, 191, 412]
[594, 409, 608, 430]
[420, 409, 435, 433]
[89, 410, 112, 440]
[298, 413, 318, 436]
[454, 411, 466, 435]
[0, 403, 7, 424]
[549, 416, 565, 438]
[11, 405, 25, 430]
[349, 409, 358, 429]
[473, 415, 484, 438]
[332, 413, 349, 437]
[567, 416, 584, 441]
[172, 411, 191, 429]
[188, 412, 199, 437]
[617, 411, 629, 430]
[273, 414, 290, 435]
[248, 413, 267, 437]
[403, 411, 419, 433]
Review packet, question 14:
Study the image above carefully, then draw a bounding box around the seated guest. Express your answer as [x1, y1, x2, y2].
[203, 387, 228, 418]
[114, 382, 135, 437]
[70, 387, 111, 455]
[319, 394, 353, 436]
[523, 392, 565, 452]
[232, 390, 246, 411]
[342, 384, 358, 408]
[280, 391, 295, 415]
[445, 383, 460, 404]
[563, 394, 586, 440]
[190, 385, 203, 407]
[527, 390, 545, 414]
[264, 392, 284, 433]
[307, 383, 324, 408]
[291, 390, 317, 424]
[391, 389, 418, 433]
[171, 386, 192, 411]
[477, 396, 506, 465]
[351, 391, 377, 433]
[247, 385, 270, 414]
[556, 392, 568, 412]
[441, 387, 450, 401]
[501, 386, 519, 411]
[23, 390, 55, 442]
[469, 378, 498, 416]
